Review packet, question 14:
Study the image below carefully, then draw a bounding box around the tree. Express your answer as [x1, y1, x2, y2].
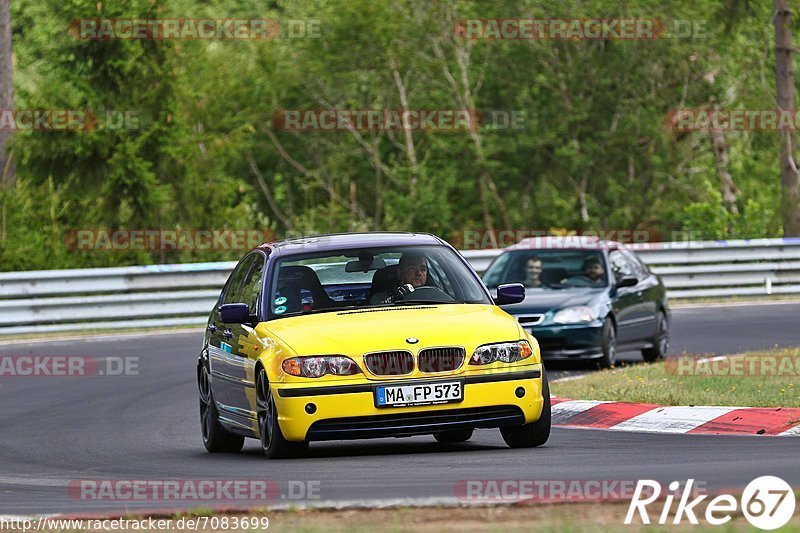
[774, 0, 800, 236]
[0, 0, 14, 241]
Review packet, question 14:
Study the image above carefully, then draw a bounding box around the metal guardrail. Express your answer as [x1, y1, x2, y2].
[2, 238, 799, 335]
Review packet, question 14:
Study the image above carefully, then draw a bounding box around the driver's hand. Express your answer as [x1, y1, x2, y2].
[384, 283, 415, 303]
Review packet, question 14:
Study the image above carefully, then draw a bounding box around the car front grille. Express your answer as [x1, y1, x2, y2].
[418, 347, 465, 373]
[306, 406, 525, 441]
[364, 351, 414, 375]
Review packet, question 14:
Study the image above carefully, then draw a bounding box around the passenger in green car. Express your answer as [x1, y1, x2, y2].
[524, 256, 543, 287]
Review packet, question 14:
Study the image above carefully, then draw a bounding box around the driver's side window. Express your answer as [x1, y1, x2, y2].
[609, 250, 635, 279]
[239, 256, 265, 316]
[622, 250, 648, 279]
[222, 255, 256, 306]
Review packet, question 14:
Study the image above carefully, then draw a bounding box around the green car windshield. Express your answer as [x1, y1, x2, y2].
[482, 250, 608, 289]
[267, 245, 492, 319]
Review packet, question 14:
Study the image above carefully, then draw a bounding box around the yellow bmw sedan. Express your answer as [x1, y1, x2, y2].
[197, 232, 550, 458]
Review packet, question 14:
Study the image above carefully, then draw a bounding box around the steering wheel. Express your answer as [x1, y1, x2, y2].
[397, 285, 455, 303]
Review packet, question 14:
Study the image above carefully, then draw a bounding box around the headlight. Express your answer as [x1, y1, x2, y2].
[469, 341, 533, 365]
[552, 306, 597, 324]
[282, 356, 361, 378]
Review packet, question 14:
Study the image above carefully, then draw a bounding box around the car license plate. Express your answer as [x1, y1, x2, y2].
[375, 381, 463, 408]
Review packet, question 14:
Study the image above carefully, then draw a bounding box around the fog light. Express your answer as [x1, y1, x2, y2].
[305, 403, 317, 414]
[515, 387, 525, 398]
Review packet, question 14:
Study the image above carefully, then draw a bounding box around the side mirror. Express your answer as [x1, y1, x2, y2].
[617, 276, 638, 288]
[219, 303, 251, 324]
[494, 283, 526, 305]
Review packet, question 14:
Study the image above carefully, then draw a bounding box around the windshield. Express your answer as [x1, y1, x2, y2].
[266, 245, 491, 319]
[482, 250, 609, 289]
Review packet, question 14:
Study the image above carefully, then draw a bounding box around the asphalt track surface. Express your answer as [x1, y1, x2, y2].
[1, 302, 799, 515]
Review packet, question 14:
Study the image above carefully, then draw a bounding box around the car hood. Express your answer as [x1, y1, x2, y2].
[260, 304, 522, 356]
[500, 287, 607, 315]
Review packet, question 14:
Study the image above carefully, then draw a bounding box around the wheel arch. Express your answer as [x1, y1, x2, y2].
[604, 311, 618, 332]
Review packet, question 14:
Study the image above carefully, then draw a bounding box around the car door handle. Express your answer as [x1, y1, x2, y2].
[223, 328, 233, 339]
[207, 324, 217, 332]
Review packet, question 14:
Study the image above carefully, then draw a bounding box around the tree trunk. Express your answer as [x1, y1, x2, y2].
[391, 64, 419, 197]
[349, 181, 357, 231]
[578, 175, 589, 223]
[709, 122, 739, 214]
[0, 0, 15, 241]
[373, 167, 383, 230]
[247, 155, 292, 230]
[775, 0, 800, 235]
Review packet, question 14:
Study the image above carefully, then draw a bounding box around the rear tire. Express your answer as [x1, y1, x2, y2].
[199, 363, 245, 453]
[433, 429, 473, 443]
[642, 311, 669, 362]
[597, 318, 617, 369]
[257, 367, 308, 459]
[501, 372, 551, 448]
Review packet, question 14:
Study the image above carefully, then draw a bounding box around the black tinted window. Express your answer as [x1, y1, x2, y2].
[240, 255, 266, 316]
[222, 255, 257, 305]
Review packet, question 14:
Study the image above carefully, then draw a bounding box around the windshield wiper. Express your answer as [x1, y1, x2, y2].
[278, 305, 359, 317]
[305, 305, 363, 314]
[392, 299, 459, 305]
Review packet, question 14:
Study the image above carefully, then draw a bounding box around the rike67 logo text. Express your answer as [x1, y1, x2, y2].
[626, 477, 796, 530]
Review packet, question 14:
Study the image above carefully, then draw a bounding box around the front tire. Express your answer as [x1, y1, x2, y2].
[501, 372, 551, 448]
[256, 367, 307, 459]
[642, 311, 669, 362]
[597, 318, 617, 369]
[433, 429, 473, 443]
[199, 362, 244, 453]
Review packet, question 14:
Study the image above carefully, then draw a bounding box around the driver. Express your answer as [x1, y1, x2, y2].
[575, 256, 605, 285]
[398, 252, 428, 288]
[369, 252, 428, 304]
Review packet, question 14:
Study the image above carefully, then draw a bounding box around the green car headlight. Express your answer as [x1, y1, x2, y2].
[552, 306, 597, 324]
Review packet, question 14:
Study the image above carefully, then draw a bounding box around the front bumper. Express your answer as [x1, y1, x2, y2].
[273, 367, 544, 442]
[524, 322, 604, 359]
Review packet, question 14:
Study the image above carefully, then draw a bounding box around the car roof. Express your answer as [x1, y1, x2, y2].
[506, 236, 623, 252]
[256, 232, 445, 257]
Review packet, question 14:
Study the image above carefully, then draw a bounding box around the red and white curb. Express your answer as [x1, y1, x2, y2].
[551, 398, 800, 436]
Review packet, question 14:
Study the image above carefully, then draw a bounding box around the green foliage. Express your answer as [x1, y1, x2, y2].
[678, 198, 780, 241]
[1, 0, 797, 270]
